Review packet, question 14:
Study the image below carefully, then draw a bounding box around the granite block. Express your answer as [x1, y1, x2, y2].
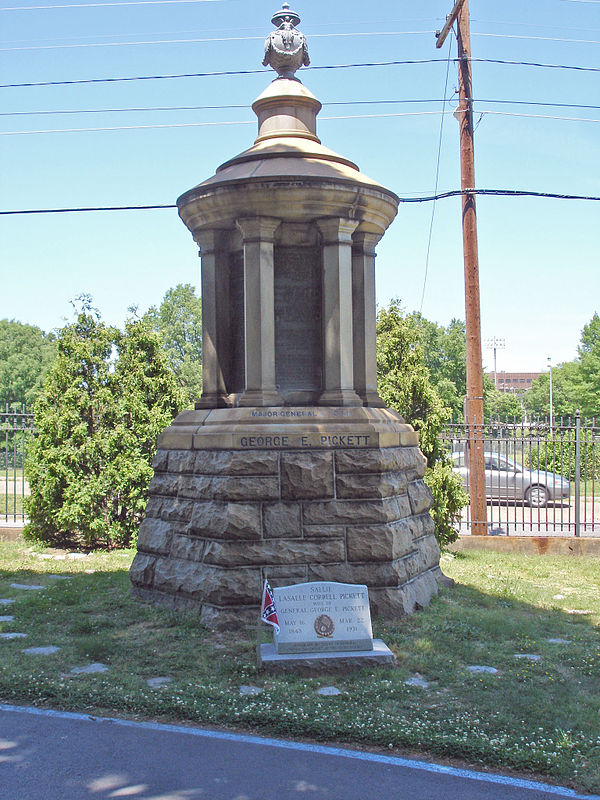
[263, 502, 302, 538]
[189, 501, 262, 540]
[204, 538, 345, 567]
[335, 470, 407, 499]
[281, 451, 334, 500]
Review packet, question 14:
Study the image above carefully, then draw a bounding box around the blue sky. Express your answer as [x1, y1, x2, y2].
[1, 0, 599, 372]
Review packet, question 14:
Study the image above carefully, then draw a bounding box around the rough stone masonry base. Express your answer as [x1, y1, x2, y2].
[130, 408, 445, 629]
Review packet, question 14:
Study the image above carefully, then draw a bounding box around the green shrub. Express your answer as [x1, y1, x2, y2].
[523, 431, 600, 482]
[376, 300, 468, 546]
[25, 301, 185, 550]
[425, 459, 468, 548]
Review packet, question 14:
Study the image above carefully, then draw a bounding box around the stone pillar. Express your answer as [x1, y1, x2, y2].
[236, 216, 284, 407]
[317, 218, 362, 407]
[352, 231, 385, 407]
[195, 230, 229, 408]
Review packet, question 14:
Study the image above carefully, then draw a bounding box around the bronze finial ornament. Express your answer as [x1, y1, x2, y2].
[263, 2, 310, 79]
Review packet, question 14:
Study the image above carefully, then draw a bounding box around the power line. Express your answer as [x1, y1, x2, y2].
[4, 22, 269, 44]
[478, 99, 600, 110]
[1, 103, 249, 116]
[0, 119, 255, 134]
[3, 57, 599, 91]
[4, 98, 600, 118]
[477, 109, 600, 123]
[0, 35, 265, 51]
[0, 67, 269, 89]
[6, 17, 600, 46]
[1, 111, 452, 136]
[0, 30, 437, 52]
[1, 205, 175, 214]
[4, 29, 598, 51]
[420, 38, 453, 313]
[471, 17, 600, 33]
[430, 189, 600, 201]
[1, 100, 434, 117]
[471, 57, 600, 73]
[473, 32, 600, 44]
[0, 61, 448, 90]
[3, 190, 600, 216]
[0, 0, 223, 10]
[3, 108, 599, 135]
[1, 204, 176, 214]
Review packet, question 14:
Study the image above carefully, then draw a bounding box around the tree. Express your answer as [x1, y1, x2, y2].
[25, 299, 185, 549]
[524, 313, 600, 420]
[575, 312, 600, 418]
[377, 302, 449, 463]
[145, 284, 202, 404]
[410, 315, 468, 420]
[0, 319, 56, 408]
[406, 313, 498, 421]
[376, 300, 467, 546]
[484, 387, 524, 419]
[524, 364, 580, 419]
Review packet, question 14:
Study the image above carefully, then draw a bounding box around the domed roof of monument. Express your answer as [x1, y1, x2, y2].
[179, 4, 398, 202]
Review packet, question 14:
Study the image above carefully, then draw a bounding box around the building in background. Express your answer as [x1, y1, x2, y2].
[489, 371, 542, 394]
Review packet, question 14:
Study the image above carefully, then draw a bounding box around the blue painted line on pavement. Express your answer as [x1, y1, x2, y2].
[1, 703, 598, 800]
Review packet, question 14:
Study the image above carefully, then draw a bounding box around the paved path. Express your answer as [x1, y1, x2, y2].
[1, 704, 597, 800]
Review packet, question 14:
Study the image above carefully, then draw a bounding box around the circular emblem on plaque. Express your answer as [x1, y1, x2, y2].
[314, 614, 335, 638]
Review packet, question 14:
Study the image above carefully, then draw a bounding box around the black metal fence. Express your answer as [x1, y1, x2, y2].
[3, 406, 599, 535]
[1, 407, 35, 523]
[440, 414, 600, 536]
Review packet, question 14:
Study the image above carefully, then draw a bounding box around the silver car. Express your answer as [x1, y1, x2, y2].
[451, 451, 571, 508]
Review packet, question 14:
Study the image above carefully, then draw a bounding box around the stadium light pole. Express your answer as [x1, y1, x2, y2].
[485, 337, 505, 388]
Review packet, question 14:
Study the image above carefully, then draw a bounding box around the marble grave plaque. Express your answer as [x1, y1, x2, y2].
[273, 582, 373, 654]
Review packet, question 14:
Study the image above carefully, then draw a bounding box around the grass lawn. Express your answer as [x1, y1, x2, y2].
[0, 541, 599, 793]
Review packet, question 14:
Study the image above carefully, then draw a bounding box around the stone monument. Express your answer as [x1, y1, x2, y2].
[130, 4, 445, 628]
[260, 581, 397, 672]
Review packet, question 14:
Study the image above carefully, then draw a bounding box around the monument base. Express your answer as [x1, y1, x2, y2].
[130, 406, 446, 628]
[259, 639, 396, 673]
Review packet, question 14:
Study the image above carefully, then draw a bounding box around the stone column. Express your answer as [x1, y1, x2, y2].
[195, 230, 229, 408]
[352, 231, 386, 407]
[236, 216, 284, 407]
[317, 218, 362, 406]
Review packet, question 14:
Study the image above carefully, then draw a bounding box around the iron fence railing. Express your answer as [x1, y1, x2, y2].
[1, 406, 35, 523]
[3, 406, 599, 535]
[440, 414, 600, 536]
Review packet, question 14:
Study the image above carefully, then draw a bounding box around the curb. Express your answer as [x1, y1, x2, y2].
[0, 526, 24, 541]
[450, 535, 600, 557]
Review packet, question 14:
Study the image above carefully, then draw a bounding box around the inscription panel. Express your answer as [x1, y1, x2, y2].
[273, 581, 373, 654]
[274, 246, 322, 400]
[235, 433, 375, 449]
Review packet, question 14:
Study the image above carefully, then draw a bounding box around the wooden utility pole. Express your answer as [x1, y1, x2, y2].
[437, 0, 487, 535]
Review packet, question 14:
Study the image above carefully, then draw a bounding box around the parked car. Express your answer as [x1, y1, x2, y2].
[451, 451, 571, 508]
